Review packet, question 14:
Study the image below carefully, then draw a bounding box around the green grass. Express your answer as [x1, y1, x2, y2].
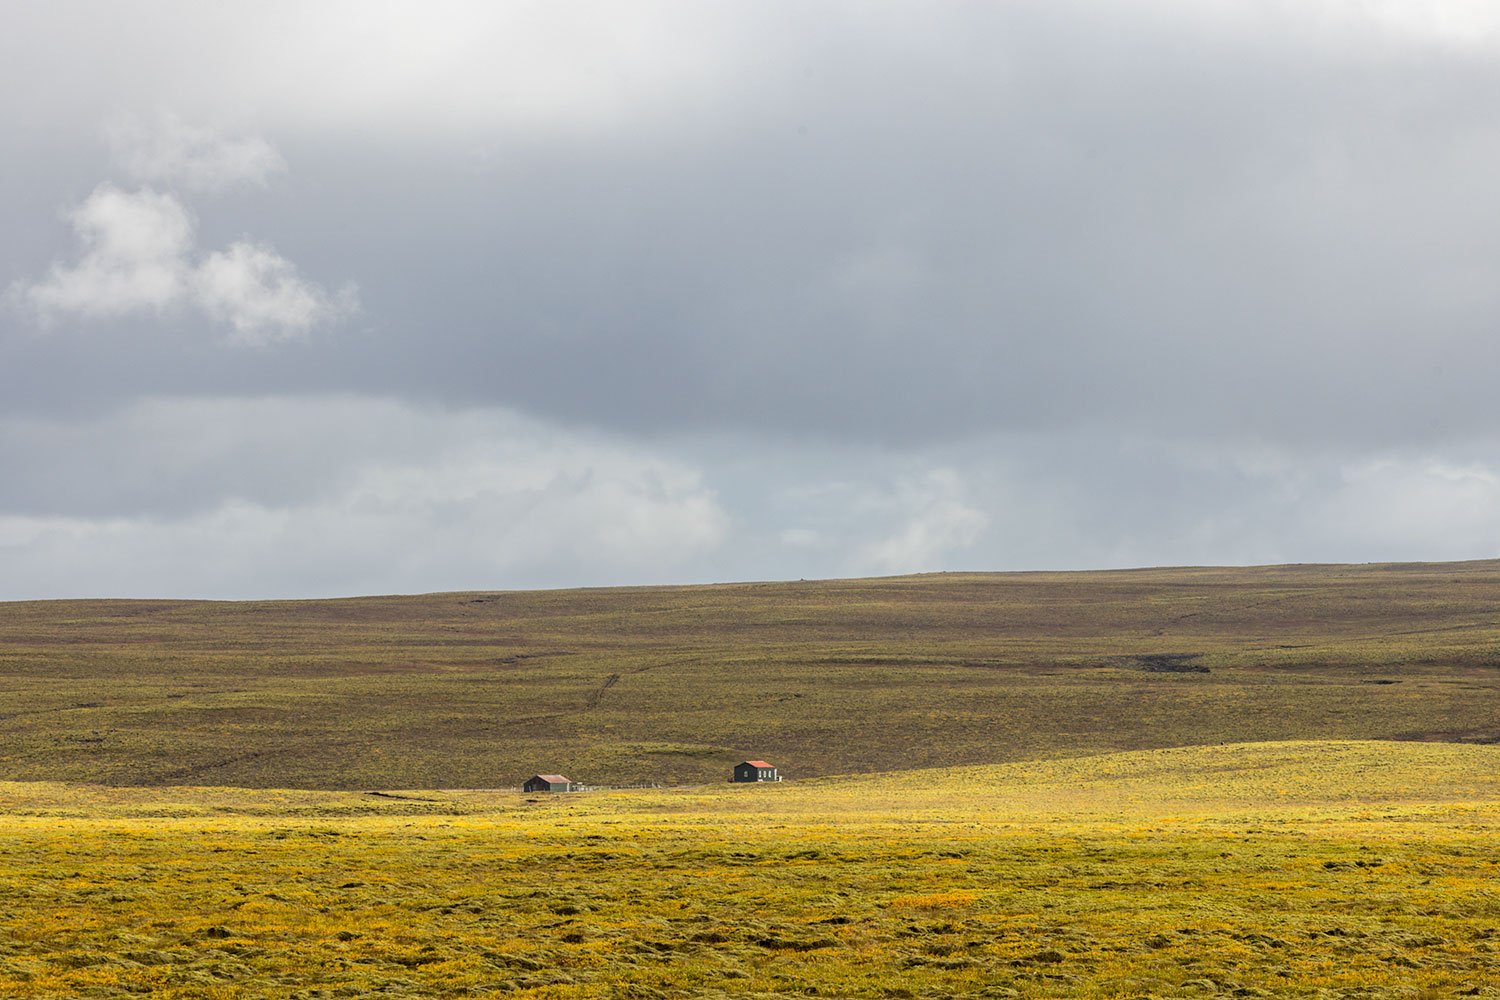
[5, 561, 1500, 788]
[2, 741, 1499, 997]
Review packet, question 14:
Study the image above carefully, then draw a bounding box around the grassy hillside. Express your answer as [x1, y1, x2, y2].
[2, 741, 1498, 997]
[3, 561, 1500, 788]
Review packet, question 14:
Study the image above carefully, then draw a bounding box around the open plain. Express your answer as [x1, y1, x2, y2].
[4, 562, 1500, 996]
[2, 742, 1500, 997]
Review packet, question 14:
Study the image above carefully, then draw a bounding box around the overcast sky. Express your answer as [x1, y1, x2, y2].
[4, 0, 1500, 599]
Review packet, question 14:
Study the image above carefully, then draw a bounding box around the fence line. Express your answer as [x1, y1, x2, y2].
[570, 783, 663, 792]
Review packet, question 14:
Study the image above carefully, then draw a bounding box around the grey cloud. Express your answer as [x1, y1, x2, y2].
[0, 397, 730, 599]
[189, 5, 1499, 451]
[721, 430, 1500, 579]
[4, 2, 1500, 596]
[2, 395, 1500, 599]
[8, 3, 1500, 448]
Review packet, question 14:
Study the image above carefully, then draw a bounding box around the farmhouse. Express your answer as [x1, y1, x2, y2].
[733, 760, 779, 783]
[523, 774, 575, 793]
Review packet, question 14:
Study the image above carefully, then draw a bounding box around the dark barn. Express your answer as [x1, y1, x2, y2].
[523, 774, 575, 792]
[732, 760, 779, 783]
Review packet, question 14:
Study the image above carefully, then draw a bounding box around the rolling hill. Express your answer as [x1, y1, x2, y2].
[3, 560, 1500, 789]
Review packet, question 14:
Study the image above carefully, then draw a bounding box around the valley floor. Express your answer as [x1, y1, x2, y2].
[1, 741, 1498, 998]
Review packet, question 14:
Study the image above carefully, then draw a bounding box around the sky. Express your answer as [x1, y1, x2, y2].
[4, 0, 1500, 599]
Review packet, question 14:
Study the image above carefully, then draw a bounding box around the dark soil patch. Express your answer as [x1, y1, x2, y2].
[1126, 653, 1210, 674]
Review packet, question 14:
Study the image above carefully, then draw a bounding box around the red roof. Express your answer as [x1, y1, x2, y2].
[742, 761, 774, 768]
[533, 774, 571, 783]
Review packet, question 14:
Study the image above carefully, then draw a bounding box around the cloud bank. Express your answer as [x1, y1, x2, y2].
[0, 398, 728, 598]
[4, 397, 1498, 600]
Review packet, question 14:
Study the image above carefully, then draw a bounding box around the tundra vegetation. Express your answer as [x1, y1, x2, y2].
[4, 562, 1500, 995]
[4, 562, 1500, 788]
[2, 742, 1500, 997]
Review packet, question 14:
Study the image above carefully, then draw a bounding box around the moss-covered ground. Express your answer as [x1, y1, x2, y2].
[5, 562, 1500, 788]
[2, 741, 1499, 998]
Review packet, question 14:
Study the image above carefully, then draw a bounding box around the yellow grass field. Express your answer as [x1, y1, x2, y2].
[3, 740, 1499, 998]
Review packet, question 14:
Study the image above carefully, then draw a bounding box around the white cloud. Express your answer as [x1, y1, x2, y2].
[10, 185, 193, 322]
[1310, 458, 1500, 555]
[195, 241, 358, 345]
[850, 468, 989, 575]
[105, 111, 286, 193]
[11, 118, 356, 344]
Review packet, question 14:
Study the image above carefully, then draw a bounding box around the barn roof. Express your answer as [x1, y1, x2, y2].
[533, 774, 571, 782]
[742, 761, 774, 768]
